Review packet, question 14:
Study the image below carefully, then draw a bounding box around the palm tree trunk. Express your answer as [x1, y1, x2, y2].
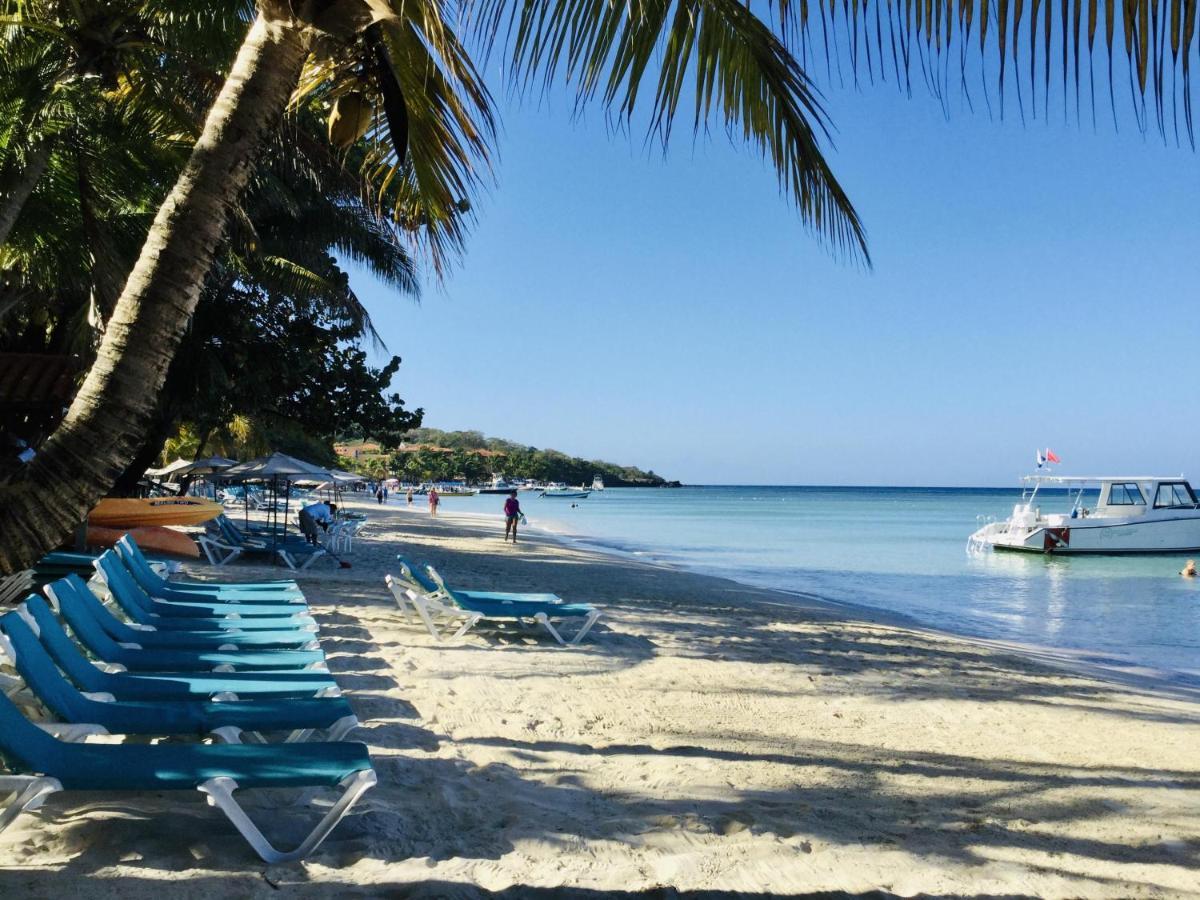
[0, 7, 313, 575]
[0, 137, 53, 248]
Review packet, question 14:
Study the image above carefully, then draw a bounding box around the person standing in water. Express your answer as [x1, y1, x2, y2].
[428, 487, 440, 516]
[503, 490, 521, 543]
[1182, 559, 1196, 578]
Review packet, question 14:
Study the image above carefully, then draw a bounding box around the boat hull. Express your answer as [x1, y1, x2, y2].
[979, 516, 1200, 554]
[89, 497, 223, 528]
[86, 525, 200, 558]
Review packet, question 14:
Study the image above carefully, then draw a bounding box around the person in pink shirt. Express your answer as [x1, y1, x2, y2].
[428, 487, 440, 516]
[503, 491, 521, 543]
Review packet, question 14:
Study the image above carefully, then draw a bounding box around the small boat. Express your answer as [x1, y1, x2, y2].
[479, 475, 518, 495]
[86, 525, 200, 559]
[429, 482, 477, 497]
[89, 497, 223, 528]
[969, 474, 1200, 554]
[591, 475, 606, 491]
[541, 486, 591, 498]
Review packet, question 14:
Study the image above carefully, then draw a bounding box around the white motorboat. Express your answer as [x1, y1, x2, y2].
[968, 475, 1200, 554]
[591, 475, 606, 491]
[541, 483, 591, 498]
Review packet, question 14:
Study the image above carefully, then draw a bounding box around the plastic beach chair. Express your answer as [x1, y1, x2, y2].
[385, 574, 483, 642]
[49, 581, 328, 673]
[0, 688, 376, 863]
[93, 554, 314, 621]
[117, 535, 303, 599]
[388, 560, 602, 646]
[22, 595, 340, 701]
[0, 609, 358, 744]
[200, 516, 327, 571]
[60, 580, 320, 651]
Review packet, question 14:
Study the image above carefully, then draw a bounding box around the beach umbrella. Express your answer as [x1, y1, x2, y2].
[145, 457, 191, 480]
[176, 455, 238, 476]
[174, 456, 238, 499]
[222, 452, 333, 550]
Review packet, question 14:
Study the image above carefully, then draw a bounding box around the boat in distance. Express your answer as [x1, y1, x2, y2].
[541, 483, 591, 498]
[968, 475, 1200, 554]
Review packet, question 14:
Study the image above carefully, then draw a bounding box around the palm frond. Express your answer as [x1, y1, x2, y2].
[773, 0, 1199, 142]
[470, 0, 869, 261]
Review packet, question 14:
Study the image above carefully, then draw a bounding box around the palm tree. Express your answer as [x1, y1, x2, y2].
[0, 0, 1193, 573]
[0, 1, 245, 248]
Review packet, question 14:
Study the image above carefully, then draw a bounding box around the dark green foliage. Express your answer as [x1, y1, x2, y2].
[380, 428, 668, 486]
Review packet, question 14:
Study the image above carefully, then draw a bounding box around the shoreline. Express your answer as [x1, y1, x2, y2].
[417, 499, 1200, 701]
[4, 496, 1199, 897]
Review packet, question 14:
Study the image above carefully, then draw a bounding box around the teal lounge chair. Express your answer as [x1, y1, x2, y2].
[56, 571, 314, 633]
[49, 581, 328, 673]
[0, 609, 357, 744]
[388, 559, 601, 646]
[116, 535, 302, 598]
[94, 554, 315, 623]
[200, 516, 326, 571]
[0, 689, 375, 862]
[62, 579, 320, 651]
[22, 595, 340, 701]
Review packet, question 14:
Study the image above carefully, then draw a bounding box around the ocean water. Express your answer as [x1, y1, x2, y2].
[428, 485, 1200, 682]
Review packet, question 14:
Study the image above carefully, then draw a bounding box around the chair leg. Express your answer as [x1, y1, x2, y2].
[0, 776, 62, 835]
[535, 610, 601, 646]
[197, 770, 377, 864]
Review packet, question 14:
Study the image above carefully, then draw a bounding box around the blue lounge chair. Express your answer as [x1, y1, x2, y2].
[49, 581, 328, 673]
[199, 516, 326, 571]
[59, 570, 314, 633]
[0, 689, 375, 862]
[61, 580, 320, 651]
[116, 535, 303, 599]
[388, 559, 601, 646]
[22, 595, 340, 701]
[94, 554, 314, 622]
[0, 609, 357, 744]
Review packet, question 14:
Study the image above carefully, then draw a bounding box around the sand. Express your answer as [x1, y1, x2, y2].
[2, 495, 1199, 898]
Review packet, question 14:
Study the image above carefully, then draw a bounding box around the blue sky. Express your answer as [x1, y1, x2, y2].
[348, 67, 1200, 487]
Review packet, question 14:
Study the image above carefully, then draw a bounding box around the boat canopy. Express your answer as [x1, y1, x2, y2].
[1020, 474, 1187, 485]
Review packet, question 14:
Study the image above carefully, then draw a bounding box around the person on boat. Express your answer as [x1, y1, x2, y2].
[503, 490, 521, 543]
[428, 487, 440, 517]
[1181, 560, 1197, 578]
[299, 501, 336, 545]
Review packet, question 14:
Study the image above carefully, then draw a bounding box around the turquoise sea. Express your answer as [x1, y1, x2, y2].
[427, 485, 1200, 683]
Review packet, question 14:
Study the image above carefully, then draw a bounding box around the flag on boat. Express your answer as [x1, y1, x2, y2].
[1036, 448, 1061, 468]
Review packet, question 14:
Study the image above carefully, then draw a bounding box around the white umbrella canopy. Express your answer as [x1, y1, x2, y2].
[145, 457, 192, 479]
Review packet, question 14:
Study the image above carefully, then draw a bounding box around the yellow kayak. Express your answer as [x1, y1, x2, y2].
[89, 497, 223, 528]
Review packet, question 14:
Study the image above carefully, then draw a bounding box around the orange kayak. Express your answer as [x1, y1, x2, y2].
[89, 497, 222, 528]
[86, 525, 200, 559]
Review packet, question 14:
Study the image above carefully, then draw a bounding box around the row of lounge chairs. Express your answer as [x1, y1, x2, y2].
[0, 536, 375, 863]
[386, 558, 602, 647]
[198, 514, 364, 570]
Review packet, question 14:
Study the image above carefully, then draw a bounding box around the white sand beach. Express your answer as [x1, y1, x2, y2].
[2, 497, 1199, 898]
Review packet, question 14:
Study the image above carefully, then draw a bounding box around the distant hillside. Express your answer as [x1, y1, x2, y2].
[338, 428, 676, 486]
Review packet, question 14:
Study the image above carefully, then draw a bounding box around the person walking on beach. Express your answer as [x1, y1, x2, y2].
[503, 490, 521, 543]
[382, 484, 389, 503]
[375, 485, 384, 505]
[406, 487, 414, 506]
[428, 487, 440, 517]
